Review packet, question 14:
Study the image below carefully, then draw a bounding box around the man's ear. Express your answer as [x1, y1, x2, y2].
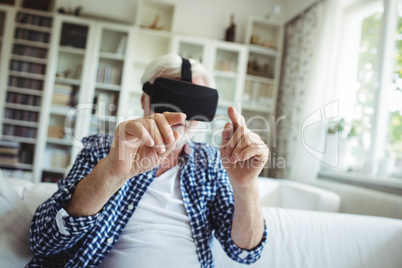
[141, 93, 147, 110]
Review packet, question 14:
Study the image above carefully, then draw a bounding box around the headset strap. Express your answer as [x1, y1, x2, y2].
[143, 57, 193, 96]
[181, 58, 192, 83]
[142, 82, 153, 96]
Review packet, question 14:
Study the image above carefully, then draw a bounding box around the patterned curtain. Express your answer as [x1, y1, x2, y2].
[270, 2, 323, 179]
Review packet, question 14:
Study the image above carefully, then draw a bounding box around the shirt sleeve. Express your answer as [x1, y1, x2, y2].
[29, 135, 109, 257]
[210, 150, 268, 264]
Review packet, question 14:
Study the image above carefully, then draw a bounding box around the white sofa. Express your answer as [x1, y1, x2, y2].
[1, 174, 402, 268]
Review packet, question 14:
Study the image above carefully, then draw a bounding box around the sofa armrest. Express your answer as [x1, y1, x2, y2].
[258, 178, 281, 207]
[280, 180, 341, 212]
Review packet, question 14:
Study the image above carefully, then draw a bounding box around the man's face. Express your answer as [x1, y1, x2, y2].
[142, 76, 207, 146]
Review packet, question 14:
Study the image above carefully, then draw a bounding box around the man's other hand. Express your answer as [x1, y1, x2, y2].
[220, 107, 269, 187]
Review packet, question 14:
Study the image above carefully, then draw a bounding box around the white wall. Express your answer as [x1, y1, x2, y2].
[54, 0, 283, 42]
[282, 0, 317, 22]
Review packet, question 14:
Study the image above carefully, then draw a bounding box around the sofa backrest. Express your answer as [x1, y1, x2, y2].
[312, 179, 402, 219]
[258, 177, 340, 212]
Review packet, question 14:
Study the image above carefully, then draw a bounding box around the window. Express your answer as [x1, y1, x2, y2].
[323, 0, 402, 182]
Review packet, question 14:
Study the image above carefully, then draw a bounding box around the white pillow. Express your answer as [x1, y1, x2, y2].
[6, 177, 58, 214]
[0, 170, 34, 267]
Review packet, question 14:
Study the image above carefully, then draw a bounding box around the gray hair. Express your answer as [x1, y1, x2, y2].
[140, 53, 216, 88]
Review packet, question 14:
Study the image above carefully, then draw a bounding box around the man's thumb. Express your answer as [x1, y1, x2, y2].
[221, 123, 233, 148]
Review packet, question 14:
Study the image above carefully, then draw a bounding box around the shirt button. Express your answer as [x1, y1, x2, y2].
[147, 173, 153, 179]
[127, 204, 134, 210]
[107, 237, 114, 245]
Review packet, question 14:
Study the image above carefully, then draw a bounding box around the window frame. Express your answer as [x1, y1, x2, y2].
[318, 0, 402, 192]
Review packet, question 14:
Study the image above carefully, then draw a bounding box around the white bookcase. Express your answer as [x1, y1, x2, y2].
[0, 1, 283, 182]
[88, 22, 131, 138]
[38, 16, 133, 183]
[244, 16, 283, 176]
[0, 6, 14, 131]
[0, 5, 54, 181]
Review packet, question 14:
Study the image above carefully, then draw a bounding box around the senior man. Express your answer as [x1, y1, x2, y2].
[28, 54, 268, 267]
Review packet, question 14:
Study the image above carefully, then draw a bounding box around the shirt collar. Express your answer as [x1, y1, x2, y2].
[183, 141, 195, 156]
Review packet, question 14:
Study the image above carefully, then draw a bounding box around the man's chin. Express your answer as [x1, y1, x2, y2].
[174, 134, 188, 147]
[171, 124, 185, 131]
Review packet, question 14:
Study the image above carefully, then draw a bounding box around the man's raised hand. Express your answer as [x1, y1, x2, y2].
[220, 107, 269, 186]
[106, 112, 186, 180]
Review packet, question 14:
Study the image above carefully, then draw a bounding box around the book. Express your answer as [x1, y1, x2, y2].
[0, 140, 21, 166]
[116, 35, 127, 54]
[52, 83, 73, 106]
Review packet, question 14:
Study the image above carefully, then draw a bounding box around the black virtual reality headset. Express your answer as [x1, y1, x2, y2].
[142, 58, 219, 122]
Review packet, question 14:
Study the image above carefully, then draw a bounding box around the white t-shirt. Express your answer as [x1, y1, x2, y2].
[99, 165, 200, 267]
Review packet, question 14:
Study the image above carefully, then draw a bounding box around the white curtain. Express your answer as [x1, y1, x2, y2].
[270, 0, 342, 182]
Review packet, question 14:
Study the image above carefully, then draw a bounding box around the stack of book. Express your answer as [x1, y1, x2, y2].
[16, 12, 52, 27]
[52, 83, 73, 106]
[96, 65, 121, 85]
[44, 148, 70, 169]
[4, 108, 39, 122]
[9, 76, 43, 90]
[19, 148, 33, 164]
[12, 45, 47, 58]
[0, 140, 20, 166]
[2, 125, 36, 138]
[15, 28, 50, 43]
[243, 79, 274, 108]
[93, 92, 117, 116]
[6, 92, 41, 106]
[10, 60, 45, 75]
[48, 125, 64, 139]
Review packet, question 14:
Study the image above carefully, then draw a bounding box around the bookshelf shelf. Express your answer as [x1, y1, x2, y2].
[4, 103, 42, 112]
[42, 167, 66, 174]
[2, 135, 37, 144]
[137, 27, 172, 38]
[10, 54, 48, 64]
[7, 86, 43, 96]
[59, 46, 86, 55]
[46, 137, 71, 146]
[15, 23, 52, 33]
[242, 102, 273, 113]
[50, 105, 75, 116]
[95, 83, 120, 91]
[136, 0, 175, 33]
[55, 78, 81, 86]
[93, 115, 117, 122]
[246, 74, 275, 84]
[213, 70, 237, 79]
[54, 77, 81, 86]
[14, 38, 49, 48]
[99, 51, 125, 61]
[249, 44, 278, 56]
[18, 8, 53, 18]
[0, 162, 33, 170]
[3, 119, 39, 128]
[9, 70, 45, 79]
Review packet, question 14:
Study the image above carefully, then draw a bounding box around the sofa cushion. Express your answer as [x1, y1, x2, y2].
[212, 207, 402, 268]
[0, 171, 34, 267]
[6, 177, 58, 214]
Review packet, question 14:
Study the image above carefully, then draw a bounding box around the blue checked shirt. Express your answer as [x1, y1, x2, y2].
[28, 134, 267, 268]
